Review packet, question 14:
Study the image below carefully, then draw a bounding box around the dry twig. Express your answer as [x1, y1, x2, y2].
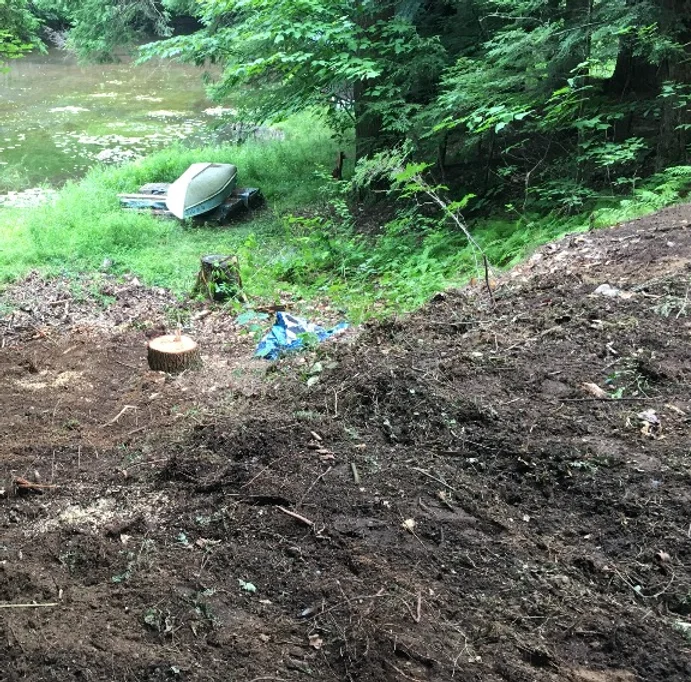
[102, 405, 137, 427]
[483, 255, 497, 308]
[15, 477, 56, 493]
[298, 466, 333, 507]
[276, 506, 315, 527]
[411, 467, 458, 493]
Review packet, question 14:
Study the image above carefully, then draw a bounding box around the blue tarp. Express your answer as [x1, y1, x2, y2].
[255, 312, 348, 360]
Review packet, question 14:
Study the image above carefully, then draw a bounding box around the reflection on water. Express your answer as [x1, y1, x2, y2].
[0, 48, 226, 188]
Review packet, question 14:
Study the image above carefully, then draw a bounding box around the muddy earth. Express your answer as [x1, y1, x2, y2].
[1, 206, 691, 681]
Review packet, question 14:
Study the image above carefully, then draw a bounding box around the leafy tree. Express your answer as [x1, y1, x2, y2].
[23, 0, 691, 213]
[30, 0, 193, 60]
[139, 0, 450, 158]
[434, 0, 690, 210]
[0, 0, 41, 62]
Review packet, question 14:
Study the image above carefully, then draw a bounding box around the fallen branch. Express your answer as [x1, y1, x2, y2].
[558, 397, 658, 403]
[403, 171, 493, 278]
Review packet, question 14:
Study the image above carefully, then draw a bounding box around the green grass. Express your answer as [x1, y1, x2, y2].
[0, 165, 33, 193]
[1, 116, 689, 322]
[0, 112, 344, 295]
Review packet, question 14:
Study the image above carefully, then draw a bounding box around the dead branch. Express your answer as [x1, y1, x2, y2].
[15, 477, 57, 494]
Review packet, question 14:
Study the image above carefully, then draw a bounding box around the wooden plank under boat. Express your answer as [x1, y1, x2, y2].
[116, 193, 168, 210]
[118, 184, 262, 223]
[165, 162, 238, 220]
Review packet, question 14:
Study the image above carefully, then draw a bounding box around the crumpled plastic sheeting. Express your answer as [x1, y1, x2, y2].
[255, 312, 348, 360]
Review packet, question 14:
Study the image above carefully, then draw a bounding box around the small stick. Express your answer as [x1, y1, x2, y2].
[51, 397, 63, 425]
[15, 477, 56, 491]
[276, 506, 314, 527]
[126, 424, 149, 437]
[30, 325, 59, 346]
[102, 405, 137, 427]
[240, 455, 290, 489]
[114, 359, 139, 371]
[121, 457, 169, 472]
[675, 281, 690, 319]
[385, 661, 425, 682]
[351, 462, 361, 485]
[559, 397, 657, 403]
[411, 467, 458, 493]
[311, 588, 388, 618]
[298, 466, 333, 507]
[415, 591, 422, 623]
[483, 255, 496, 308]
[0, 602, 59, 609]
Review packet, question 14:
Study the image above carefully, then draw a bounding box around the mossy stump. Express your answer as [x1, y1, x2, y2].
[147, 333, 201, 373]
[193, 254, 245, 302]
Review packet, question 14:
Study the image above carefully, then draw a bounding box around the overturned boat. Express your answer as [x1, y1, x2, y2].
[165, 162, 238, 220]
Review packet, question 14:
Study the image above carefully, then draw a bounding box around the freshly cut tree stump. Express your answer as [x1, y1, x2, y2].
[193, 254, 246, 302]
[147, 333, 201, 373]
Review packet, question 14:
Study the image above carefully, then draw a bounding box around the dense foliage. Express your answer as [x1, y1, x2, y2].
[8, 0, 691, 218]
[0, 0, 41, 61]
[34, 0, 687, 213]
[28, 0, 193, 59]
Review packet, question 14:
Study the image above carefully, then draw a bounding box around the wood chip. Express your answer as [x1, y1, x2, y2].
[581, 382, 609, 399]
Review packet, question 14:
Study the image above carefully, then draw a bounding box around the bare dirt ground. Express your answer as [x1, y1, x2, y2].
[2, 205, 691, 681]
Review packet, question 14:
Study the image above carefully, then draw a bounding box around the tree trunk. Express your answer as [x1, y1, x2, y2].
[607, 44, 660, 99]
[655, 0, 691, 168]
[354, 80, 385, 160]
[604, 41, 660, 142]
[353, 2, 395, 160]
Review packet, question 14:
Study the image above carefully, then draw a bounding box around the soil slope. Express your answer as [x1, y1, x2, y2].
[1, 205, 691, 681]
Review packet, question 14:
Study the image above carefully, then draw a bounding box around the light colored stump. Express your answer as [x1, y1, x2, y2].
[147, 332, 200, 373]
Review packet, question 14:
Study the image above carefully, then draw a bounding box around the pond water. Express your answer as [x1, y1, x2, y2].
[0, 48, 231, 191]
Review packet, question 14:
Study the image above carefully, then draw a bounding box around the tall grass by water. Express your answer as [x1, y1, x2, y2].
[1, 113, 690, 320]
[0, 114, 342, 295]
